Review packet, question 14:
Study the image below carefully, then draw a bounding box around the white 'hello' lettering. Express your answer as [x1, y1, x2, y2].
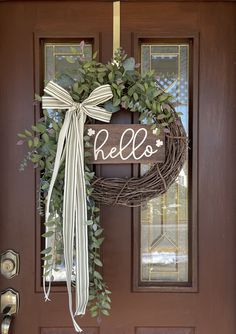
[94, 128, 160, 161]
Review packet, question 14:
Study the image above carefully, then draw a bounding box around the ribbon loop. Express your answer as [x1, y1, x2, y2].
[42, 81, 113, 332]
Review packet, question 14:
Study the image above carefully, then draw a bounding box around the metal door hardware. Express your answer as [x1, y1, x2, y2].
[1, 289, 19, 334]
[1, 251, 19, 279]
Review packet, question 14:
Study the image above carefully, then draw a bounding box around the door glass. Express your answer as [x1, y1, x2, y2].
[140, 44, 189, 283]
[45, 42, 92, 83]
[43, 42, 92, 282]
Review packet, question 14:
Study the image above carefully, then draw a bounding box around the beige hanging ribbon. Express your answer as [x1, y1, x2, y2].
[42, 81, 113, 332]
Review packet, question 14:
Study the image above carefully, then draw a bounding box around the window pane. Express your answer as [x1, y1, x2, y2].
[140, 44, 189, 283]
[43, 42, 92, 282]
[45, 43, 92, 83]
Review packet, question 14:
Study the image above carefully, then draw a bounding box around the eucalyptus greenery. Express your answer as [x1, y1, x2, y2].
[18, 48, 179, 319]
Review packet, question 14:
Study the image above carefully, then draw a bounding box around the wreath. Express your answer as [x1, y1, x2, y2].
[92, 117, 186, 206]
[18, 48, 187, 328]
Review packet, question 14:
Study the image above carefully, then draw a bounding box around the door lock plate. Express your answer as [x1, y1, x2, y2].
[1, 250, 19, 279]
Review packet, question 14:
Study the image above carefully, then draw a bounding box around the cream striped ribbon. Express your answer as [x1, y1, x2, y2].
[42, 81, 113, 332]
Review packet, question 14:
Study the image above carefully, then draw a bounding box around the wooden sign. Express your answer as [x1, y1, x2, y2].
[84, 124, 165, 164]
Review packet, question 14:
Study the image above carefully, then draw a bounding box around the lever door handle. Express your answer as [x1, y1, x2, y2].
[1, 315, 11, 334]
[0, 289, 19, 334]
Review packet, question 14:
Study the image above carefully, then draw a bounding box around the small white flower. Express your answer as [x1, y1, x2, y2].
[156, 139, 163, 148]
[87, 128, 95, 136]
[152, 128, 158, 135]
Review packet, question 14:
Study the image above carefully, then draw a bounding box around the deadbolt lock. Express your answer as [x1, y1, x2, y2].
[1, 251, 19, 279]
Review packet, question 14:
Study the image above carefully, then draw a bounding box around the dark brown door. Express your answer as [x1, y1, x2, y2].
[0, 1, 236, 334]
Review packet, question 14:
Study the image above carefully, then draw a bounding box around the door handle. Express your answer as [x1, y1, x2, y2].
[1, 315, 11, 334]
[0, 289, 19, 334]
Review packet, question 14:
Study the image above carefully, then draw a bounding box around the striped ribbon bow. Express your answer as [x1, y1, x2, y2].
[42, 81, 113, 332]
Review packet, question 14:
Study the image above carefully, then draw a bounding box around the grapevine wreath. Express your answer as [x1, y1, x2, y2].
[18, 48, 187, 327]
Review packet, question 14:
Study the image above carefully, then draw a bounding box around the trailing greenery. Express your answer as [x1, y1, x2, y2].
[18, 48, 179, 319]
[18, 109, 111, 318]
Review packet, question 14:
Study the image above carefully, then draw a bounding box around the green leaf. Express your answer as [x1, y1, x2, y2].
[44, 220, 56, 227]
[133, 92, 138, 101]
[42, 254, 52, 261]
[97, 67, 106, 73]
[94, 271, 103, 280]
[108, 72, 114, 82]
[137, 83, 145, 92]
[25, 130, 32, 136]
[70, 47, 78, 54]
[65, 56, 75, 64]
[43, 270, 52, 277]
[43, 109, 49, 117]
[40, 247, 52, 255]
[97, 237, 105, 246]
[31, 154, 41, 163]
[94, 258, 103, 267]
[42, 263, 51, 270]
[102, 302, 111, 309]
[145, 98, 151, 109]
[39, 160, 45, 168]
[123, 57, 135, 71]
[98, 74, 104, 84]
[42, 230, 54, 238]
[159, 94, 169, 102]
[28, 139, 33, 148]
[104, 101, 119, 113]
[157, 114, 166, 120]
[36, 123, 46, 133]
[78, 67, 86, 75]
[92, 51, 98, 59]
[91, 310, 98, 317]
[152, 102, 157, 112]
[113, 98, 121, 107]
[95, 228, 103, 237]
[33, 137, 40, 147]
[52, 121, 59, 131]
[32, 125, 40, 133]
[18, 133, 26, 139]
[34, 93, 42, 102]
[86, 220, 93, 225]
[42, 133, 49, 143]
[157, 103, 162, 113]
[101, 309, 109, 316]
[83, 61, 91, 69]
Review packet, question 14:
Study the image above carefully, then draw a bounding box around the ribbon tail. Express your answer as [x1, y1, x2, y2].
[43, 111, 72, 302]
[75, 114, 89, 315]
[63, 113, 89, 332]
[63, 113, 79, 330]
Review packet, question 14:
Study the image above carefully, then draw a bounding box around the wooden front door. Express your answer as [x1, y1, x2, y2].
[0, 1, 236, 334]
